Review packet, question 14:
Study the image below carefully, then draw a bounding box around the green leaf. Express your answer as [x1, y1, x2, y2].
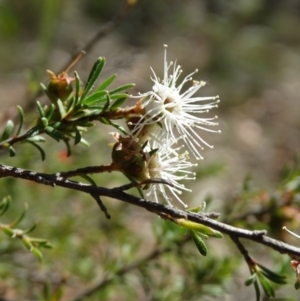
[1, 120, 14, 141]
[257, 271, 275, 297]
[2, 226, 14, 236]
[26, 136, 46, 143]
[82, 57, 106, 99]
[110, 97, 127, 111]
[45, 104, 55, 121]
[74, 126, 81, 145]
[26, 141, 46, 161]
[0, 196, 11, 216]
[32, 247, 43, 263]
[16, 105, 24, 136]
[109, 121, 128, 136]
[22, 238, 33, 250]
[109, 83, 135, 94]
[36, 101, 45, 117]
[22, 223, 37, 234]
[245, 273, 257, 286]
[102, 92, 110, 113]
[96, 74, 116, 91]
[74, 71, 81, 106]
[79, 174, 97, 186]
[56, 99, 67, 119]
[26, 126, 41, 137]
[179, 226, 187, 235]
[10, 204, 27, 227]
[257, 264, 286, 284]
[62, 138, 71, 157]
[190, 231, 207, 256]
[81, 90, 107, 105]
[66, 95, 76, 113]
[254, 279, 261, 301]
[175, 218, 223, 238]
[41, 117, 48, 127]
[9, 146, 16, 157]
[188, 206, 201, 213]
[295, 280, 300, 290]
[44, 126, 63, 141]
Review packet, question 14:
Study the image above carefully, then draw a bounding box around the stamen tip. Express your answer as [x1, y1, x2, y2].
[164, 44, 168, 48]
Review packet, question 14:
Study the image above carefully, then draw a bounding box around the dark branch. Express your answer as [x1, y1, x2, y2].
[1, 163, 300, 258]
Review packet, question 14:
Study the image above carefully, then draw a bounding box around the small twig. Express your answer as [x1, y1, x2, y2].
[54, 163, 118, 178]
[60, 2, 133, 74]
[90, 193, 110, 219]
[230, 235, 253, 264]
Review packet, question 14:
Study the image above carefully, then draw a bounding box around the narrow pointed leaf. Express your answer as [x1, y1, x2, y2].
[175, 218, 223, 238]
[9, 146, 16, 157]
[257, 264, 286, 284]
[260, 270, 286, 284]
[66, 95, 76, 113]
[0, 196, 11, 216]
[191, 231, 207, 256]
[188, 206, 201, 213]
[110, 97, 127, 111]
[102, 92, 110, 112]
[26, 141, 46, 161]
[109, 122, 128, 136]
[179, 226, 187, 235]
[2, 226, 14, 236]
[245, 273, 257, 286]
[16, 106, 24, 136]
[22, 223, 37, 234]
[257, 272, 275, 297]
[82, 57, 105, 99]
[36, 101, 45, 117]
[56, 99, 67, 119]
[44, 126, 63, 141]
[254, 279, 261, 301]
[81, 90, 107, 105]
[10, 204, 27, 227]
[1, 120, 14, 141]
[96, 74, 116, 92]
[74, 71, 81, 106]
[26, 136, 46, 143]
[45, 104, 55, 121]
[74, 126, 81, 145]
[22, 238, 33, 250]
[109, 83, 135, 94]
[41, 117, 48, 127]
[79, 174, 97, 186]
[32, 247, 43, 263]
[63, 138, 71, 157]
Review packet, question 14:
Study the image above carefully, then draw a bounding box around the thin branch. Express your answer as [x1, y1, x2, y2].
[1, 163, 300, 258]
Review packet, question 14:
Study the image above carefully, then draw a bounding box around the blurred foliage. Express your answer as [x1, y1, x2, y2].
[1, 0, 300, 300]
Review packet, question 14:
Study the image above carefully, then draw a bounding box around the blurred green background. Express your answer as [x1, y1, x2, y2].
[1, 0, 300, 300]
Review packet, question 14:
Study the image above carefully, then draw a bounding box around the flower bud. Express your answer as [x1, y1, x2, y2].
[111, 136, 150, 182]
[46, 70, 74, 102]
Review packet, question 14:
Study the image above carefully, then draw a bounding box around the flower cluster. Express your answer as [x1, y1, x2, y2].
[113, 45, 220, 207]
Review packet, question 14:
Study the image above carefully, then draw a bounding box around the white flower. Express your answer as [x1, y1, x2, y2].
[132, 45, 220, 160]
[145, 139, 197, 207]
